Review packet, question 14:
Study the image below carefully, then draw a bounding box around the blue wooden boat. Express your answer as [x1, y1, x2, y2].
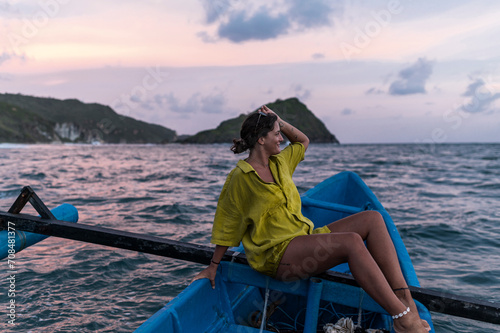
[135, 171, 434, 332]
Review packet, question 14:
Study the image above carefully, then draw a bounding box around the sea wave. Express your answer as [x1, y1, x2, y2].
[0, 143, 498, 332]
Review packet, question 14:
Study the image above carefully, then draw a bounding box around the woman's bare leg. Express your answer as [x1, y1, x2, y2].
[325, 211, 407, 289]
[276, 232, 402, 311]
[325, 211, 430, 330]
[275, 211, 429, 332]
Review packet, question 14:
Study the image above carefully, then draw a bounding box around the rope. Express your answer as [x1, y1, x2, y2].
[259, 277, 270, 333]
[15, 230, 27, 251]
[357, 289, 365, 326]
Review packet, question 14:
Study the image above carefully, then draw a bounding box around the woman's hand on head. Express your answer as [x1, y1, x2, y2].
[191, 264, 218, 289]
[260, 105, 281, 122]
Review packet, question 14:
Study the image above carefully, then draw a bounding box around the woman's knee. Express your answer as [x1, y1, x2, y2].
[359, 210, 383, 222]
[345, 231, 364, 243]
[338, 232, 365, 254]
[358, 210, 385, 230]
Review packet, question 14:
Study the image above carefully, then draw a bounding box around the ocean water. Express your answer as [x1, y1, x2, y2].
[0, 143, 499, 333]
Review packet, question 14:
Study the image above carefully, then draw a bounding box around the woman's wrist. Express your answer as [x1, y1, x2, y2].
[278, 118, 285, 129]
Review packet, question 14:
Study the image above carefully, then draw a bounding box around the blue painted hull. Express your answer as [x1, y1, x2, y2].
[136, 171, 435, 332]
[0, 203, 79, 259]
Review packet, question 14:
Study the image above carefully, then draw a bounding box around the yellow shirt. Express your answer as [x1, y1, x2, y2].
[211, 142, 316, 275]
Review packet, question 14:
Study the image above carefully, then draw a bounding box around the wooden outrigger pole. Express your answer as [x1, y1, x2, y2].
[1, 187, 499, 325]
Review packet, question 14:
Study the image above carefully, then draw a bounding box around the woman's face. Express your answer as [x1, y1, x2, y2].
[262, 121, 283, 155]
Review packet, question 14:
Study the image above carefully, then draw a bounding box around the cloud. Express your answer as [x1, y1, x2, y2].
[133, 92, 227, 114]
[199, 0, 235, 24]
[157, 93, 201, 113]
[0, 51, 26, 67]
[200, 0, 338, 43]
[0, 1, 74, 18]
[196, 31, 218, 43]
[341, 108, 354, 116]
[365, 87, 384, 95]
[460, 77, 500, 113]
[388, 58, 434, 95]
[288, 0, 334, 28]
[312, 53, 325, 60]
[217, 7, 290, 43]
[0, 2, 27, 17]
[0, 52, 12, 65]
[200, 93, 226, 113]
[290, 84, 311, 100]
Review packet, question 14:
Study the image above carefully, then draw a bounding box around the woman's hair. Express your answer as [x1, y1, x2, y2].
[230, 112, 278, 154]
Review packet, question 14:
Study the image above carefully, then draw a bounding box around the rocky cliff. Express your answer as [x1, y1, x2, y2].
[0, 93, 177, 144]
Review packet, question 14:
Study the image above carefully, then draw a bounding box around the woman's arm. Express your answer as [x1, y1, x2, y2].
[191, 245, 229, 289]
[260, 105, 310, 150]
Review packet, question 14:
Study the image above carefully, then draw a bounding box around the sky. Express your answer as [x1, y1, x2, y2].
[1, 0, 500, 143]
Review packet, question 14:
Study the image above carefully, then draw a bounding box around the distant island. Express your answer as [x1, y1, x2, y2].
[0, 93, 339, 144]
[182, 97, 339, 144]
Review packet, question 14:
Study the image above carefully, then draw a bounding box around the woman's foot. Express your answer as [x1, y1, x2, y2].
[394, 288, 431, 331]
[393, 309, 430, 332]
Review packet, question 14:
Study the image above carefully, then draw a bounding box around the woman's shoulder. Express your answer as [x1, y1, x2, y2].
[235, 159, 254, 174]
[270, 142, 305, 174]
[273, 142, 305, 160]
[224, 160, 250, 184]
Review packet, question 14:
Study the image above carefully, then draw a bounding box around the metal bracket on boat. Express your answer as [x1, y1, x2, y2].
[363, 202, 373, 210]
[231, 251, 241, 263]
[0, 186, 55, 230]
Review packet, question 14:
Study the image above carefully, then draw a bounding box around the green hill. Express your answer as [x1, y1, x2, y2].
[0, 93, 177, 144]
[182, 97, 339, 144]
[0, 102, 57, 143]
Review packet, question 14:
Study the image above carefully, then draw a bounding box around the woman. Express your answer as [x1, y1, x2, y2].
[193, 105, 430, 332]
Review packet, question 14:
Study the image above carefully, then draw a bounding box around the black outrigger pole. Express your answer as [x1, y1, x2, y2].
[1, 187, 499, 326]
